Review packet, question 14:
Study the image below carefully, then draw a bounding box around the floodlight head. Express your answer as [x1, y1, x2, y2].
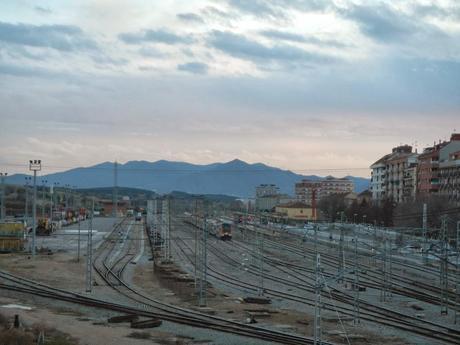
[29, 159, 42, 171]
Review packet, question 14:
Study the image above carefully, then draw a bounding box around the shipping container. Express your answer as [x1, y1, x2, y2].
[0, 222, 25, 251]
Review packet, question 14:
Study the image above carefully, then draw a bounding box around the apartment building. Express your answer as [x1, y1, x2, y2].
[319, 176, 354, 199]
[370, 155, 389, 201]
[295, 177, 354, 206]
[370, 145, 418, 203]
[295, 179, 321, 205]
[255, 184, 280, 211]
[416, 141, 448, 198]
[255, 184, 279, 198]
[438, 134, 460, 205]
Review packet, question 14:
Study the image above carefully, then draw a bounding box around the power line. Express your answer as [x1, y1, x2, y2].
[0, 162, 371, 174]
[393, 207, 460, 220]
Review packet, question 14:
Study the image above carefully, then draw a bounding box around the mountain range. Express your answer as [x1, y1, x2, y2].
[5, 159, 370, 197]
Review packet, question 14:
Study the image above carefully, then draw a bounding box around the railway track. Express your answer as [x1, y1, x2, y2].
[176, 218, 460, 344]
[91, 217, 337, 344]
[240, 236, 460, 309]
[0, 218, 335, 345]
[253, 222, 457, 285]
[235, 222, 459, 308]
[250, 227, 460, 309]
[93, 218, 341, 344]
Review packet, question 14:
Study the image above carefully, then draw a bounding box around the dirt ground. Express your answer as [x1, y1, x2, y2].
[0, 227, 409, 345]
[133, 257, 409, 345]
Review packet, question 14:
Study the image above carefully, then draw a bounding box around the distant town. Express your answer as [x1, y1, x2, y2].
[254, 133, 459, 229]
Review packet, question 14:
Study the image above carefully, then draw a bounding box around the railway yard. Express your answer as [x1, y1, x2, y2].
[0, 203, 459, 345]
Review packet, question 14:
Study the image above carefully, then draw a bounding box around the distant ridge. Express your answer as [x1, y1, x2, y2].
[5, 159, 370, 197]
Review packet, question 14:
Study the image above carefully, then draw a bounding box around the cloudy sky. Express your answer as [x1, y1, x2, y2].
[0, 0, 459, 177]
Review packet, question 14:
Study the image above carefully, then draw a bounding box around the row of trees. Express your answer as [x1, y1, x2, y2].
[318, 194, 460, 232]
[318, 194, 394, 226]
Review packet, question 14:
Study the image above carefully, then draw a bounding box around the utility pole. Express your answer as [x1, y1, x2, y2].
[455, 221, 460, 324]
[113, 161, 118, 218]
[168, 197, 172, 260]
[353, 227, 360, 325]
[258, 228, 265, 296]
[64, 184, 69, 210]
[381, 233, 387, 302]
[198, 213, 208, 306]
[388, 233, 393, 300]
[314, 253, 322, 345]
[85, 198, 94, 293]
[152, 198, 158, 268]
[338, 224, 345, 284]
[29, 160, 41, 257]
[41, 179, 47, 218]
[162, 198, 169, 261]
[440, 215, 449, 315]
[0, 172, 7, 220]
[314, 223, 318, 258]
[423, 203, 428, 264]
[194, 199, 198, 289]
[77, 212, 81, 262]
[373, 221, 377, 267]
[49, 184, 54, 229]
[52, 183, 57, 220]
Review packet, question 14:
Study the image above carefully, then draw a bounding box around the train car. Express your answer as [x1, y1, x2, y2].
[219, 221, 232, 241]
[183, 213, 232, 241]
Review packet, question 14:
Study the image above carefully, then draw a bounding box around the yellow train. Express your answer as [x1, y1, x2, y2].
[219, 221, 232, 241]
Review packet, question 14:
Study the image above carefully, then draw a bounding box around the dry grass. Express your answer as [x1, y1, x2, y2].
[0, 313, 78, 345]
[0, 329, 34, 345]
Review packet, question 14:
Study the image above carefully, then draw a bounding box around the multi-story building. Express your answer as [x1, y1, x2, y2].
[319, 176, 354, 199]
[370, 145, 418, 203]
[295, 177, 354, 206]
[416, 141, 448, 198]
[370, 155, 389, 201]
[295, 179, 321, 205]
[255, 184, 279, 198]
[255, 184, 280, 211]
[438, 134, 460, 205]
[402, 159, 418, 202]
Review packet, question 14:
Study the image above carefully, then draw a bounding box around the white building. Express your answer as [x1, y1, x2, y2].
[370, 156, 388, 202]
[256, 184, 280, 198]
[370, 145, 418, 204]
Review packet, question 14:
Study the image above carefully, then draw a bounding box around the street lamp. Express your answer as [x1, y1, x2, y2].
[29, 159, 42, 257]
[0, 172, 7, 220]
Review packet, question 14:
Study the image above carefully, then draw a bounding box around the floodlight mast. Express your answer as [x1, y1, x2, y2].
[29, 159, 42, 257]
